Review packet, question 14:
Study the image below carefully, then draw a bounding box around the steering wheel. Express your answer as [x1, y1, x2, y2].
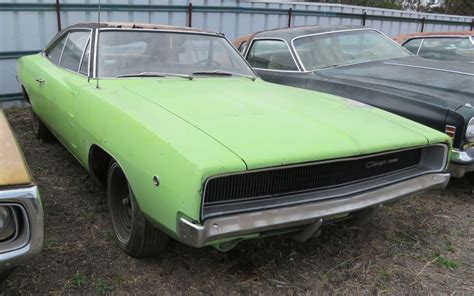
[194, 59, 221, 67]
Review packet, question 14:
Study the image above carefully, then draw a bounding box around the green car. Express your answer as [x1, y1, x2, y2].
[17, 22, 451, 257]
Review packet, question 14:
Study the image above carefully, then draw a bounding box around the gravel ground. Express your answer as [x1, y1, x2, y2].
[2, 107, 473, 295]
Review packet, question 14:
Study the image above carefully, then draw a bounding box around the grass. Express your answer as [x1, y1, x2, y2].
[72, 271, 87, 288]
[96, 278, 112, 294]
[433, 251, 459, 270]
[45, 239, 58, 249]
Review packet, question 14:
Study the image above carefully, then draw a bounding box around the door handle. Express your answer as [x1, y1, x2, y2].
[36, 78, 45, 85]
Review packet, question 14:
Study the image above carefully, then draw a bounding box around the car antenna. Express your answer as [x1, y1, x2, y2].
[96, 0, 101, 89]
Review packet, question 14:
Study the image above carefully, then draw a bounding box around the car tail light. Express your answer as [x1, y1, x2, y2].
[445, 125, 456, 139]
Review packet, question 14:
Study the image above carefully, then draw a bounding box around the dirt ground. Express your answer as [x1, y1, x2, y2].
[1, 107, 473, 295]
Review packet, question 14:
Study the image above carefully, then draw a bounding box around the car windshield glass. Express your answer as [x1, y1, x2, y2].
[293, 30, 411, 70]
[97, 31, 255, 78]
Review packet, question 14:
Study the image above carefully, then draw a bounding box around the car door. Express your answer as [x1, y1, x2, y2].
[245, 39, 308, 88]
[28, 33, 69, 128]
[38, 30, 92, 152]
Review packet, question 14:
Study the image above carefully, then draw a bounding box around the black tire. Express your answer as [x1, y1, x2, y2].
[0, 267, 15, 282]
[30, 107, 54, 141]
[467, 172, 474, 186]
[107, 161, 168, 258]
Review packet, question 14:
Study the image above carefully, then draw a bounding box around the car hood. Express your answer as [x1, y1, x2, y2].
[117, 78, 445, 170]
[316, 56, 474, 111]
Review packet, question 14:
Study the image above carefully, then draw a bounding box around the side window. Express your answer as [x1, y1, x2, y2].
[79, 39, 91, 75]
[47, 34, 68, 65]
[418, 37, 471, 60]
[246, 40, 298, 71]
[238, 41, 248, 54]
[60, 31, 90, 72]
[403, 38, 422, 54]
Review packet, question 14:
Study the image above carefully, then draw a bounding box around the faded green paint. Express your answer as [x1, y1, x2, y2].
[17, 53, 451, 245]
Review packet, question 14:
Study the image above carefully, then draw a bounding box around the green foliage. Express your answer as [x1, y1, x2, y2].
[96, 278, 112, 295]
[433, 251, 459, 270]
[72, 271, 87, 288]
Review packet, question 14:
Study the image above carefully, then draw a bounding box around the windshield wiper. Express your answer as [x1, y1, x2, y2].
[192, 70, 256, 81]
[116, 72, 193, 80]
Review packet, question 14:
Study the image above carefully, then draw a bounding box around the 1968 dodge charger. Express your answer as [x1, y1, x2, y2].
[0, 110, 44, 279]
[234, 26, 474, 181]
[17, 22, 451, 257]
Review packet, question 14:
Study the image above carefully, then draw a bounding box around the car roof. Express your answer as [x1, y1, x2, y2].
[393, 31, 473, 43]
[66, 22, 220, 35]
[251, 25, 365, 42]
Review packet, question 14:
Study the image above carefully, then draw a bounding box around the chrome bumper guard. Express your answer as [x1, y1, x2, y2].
[449, 147, 474, 178]
[0, 186, 44, 271]
[178, 173, 450, 248]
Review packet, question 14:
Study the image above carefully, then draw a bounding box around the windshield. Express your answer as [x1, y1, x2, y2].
[293, 30, 411, 70]
[97, 31, 255, 78]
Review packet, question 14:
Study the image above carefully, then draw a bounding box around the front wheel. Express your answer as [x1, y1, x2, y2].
[107, 161, 168, 258]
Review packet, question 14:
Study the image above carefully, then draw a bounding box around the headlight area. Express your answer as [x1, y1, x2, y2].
[465, 117, 474, 144]
[0, 204, 29, 254]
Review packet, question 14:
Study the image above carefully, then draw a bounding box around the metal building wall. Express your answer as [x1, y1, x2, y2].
[0, 0, 472, 102]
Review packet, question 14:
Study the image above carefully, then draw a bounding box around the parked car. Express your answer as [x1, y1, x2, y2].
[393, 31, 474, 62]
[233, 26, 474, 181]
[0, 110, 44, 280]
[17, 22, 451, 257]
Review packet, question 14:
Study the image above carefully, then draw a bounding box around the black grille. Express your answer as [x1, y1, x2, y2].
[203, 148, 422, 206]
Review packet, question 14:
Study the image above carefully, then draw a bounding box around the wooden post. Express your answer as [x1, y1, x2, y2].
[187, 3, 193, 28]
[288, 8, 292, 27]
[55, 0, 62, 32]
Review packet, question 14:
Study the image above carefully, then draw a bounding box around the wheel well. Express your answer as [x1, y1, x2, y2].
[21, 86, 30, 104]
[88, 145, 113, 188]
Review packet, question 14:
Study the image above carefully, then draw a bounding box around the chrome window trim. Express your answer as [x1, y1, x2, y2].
[245, 37, 302, 72]
[93, 28, 99, 78]
[199, 143, 449, 221]
[93, 28, 257, 79]
[42, 28, 93, 79]
[290, 28, 413, 72]
[416, 38, 424, 55]
[57, 32, 70, 66]
[404, 35, 472, 43]
[77, 36, 91, 75]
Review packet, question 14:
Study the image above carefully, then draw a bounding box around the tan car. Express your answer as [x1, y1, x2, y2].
[0, 110, 43, 279]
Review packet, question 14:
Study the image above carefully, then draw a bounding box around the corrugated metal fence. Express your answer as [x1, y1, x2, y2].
[1, 0, 473, 102]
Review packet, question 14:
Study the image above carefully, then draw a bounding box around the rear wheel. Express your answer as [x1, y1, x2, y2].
[107, 161, 168, 258]
[30, 107, 53, 141]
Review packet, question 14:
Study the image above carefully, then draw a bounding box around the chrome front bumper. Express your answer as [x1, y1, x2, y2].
[177, 173, 450, 248]
[0, 186, 44, 271]
[449, 147, 474, 178]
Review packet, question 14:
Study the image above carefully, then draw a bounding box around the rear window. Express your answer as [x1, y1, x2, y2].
[246, 40, 298, 71]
